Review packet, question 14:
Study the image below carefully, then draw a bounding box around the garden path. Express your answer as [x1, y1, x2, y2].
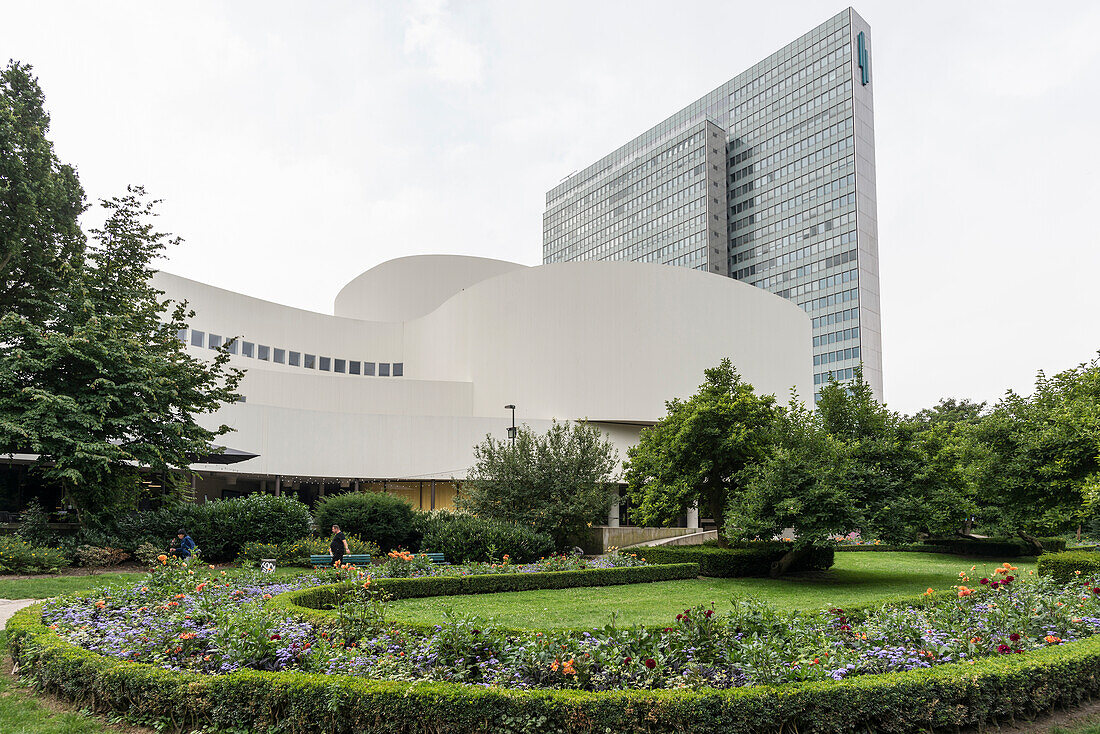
[0, 599, 35, 627]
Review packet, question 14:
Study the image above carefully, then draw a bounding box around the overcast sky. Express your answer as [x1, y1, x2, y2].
[3, 1, 1098, 415]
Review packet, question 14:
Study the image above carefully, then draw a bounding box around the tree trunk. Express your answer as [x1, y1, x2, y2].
[1016, 529, 1045, 555]
[770, 546, 811, 578]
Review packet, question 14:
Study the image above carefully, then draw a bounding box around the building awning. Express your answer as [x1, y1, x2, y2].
[192, 446, 260, 465]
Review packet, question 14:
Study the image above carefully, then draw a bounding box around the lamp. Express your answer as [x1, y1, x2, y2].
[504, 404, 516, 445]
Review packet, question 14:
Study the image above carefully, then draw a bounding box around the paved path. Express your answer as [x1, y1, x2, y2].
[0, 598, 36, 628]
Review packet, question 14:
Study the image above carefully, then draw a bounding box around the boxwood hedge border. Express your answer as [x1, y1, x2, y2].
[272, 563, 701, 631]
[11, 599, 1100, 734]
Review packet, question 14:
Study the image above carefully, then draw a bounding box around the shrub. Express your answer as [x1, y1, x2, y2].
[636, 543, 834, 577]
[74, 545, 130, 567]
[13, 600, 1100, 733]
[417, 511, 555, 564]
[15, 498, 55, 546]
[313, 492, 418, 552]
[134, 542, 163, 566]
[924, 536, 1066, 556]
[0, 536, 70, 574]
[1038, 550, 1100, 582]
[109, 494, 313, 562]
[237, 535, 381, 568]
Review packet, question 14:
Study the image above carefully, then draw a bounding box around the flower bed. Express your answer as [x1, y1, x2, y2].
[13, 558, 1100, 731]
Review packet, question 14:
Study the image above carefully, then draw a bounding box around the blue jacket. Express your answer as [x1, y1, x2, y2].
[178, 535, 196, 558]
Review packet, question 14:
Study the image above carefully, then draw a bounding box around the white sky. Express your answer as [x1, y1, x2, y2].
[3, 1, 1099, 415]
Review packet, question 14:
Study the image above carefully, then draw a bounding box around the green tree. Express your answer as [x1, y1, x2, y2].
[624, 359, 778, 529]
[0, 62, 86, 323]
[457, 420, 619, 548]
[964, 356, 1100, 549]
[0, 187, 244, 523]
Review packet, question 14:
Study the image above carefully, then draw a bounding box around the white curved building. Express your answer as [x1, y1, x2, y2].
[153, 255, 812, 523]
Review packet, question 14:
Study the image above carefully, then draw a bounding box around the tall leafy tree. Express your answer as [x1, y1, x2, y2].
[0, 62, 86, 322]
[0, 185, 244, 523]
[458, 420, 619, 548]
[963, 356, 1100, 549]
[624, 359, 778, 529]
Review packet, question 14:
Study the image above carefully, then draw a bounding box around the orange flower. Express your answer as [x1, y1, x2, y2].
[924, 588, 935, 596]
[562, 659, 577, 676]
[958, 587, 973, 597]
[1045, 635, 1062, 644]
[157, 554, 167, 562]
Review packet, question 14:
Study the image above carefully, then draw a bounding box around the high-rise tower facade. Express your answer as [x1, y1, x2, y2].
[543, 8, 882, 400]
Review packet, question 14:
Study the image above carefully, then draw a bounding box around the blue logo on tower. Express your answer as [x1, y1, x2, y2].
[857, 31, 871, 86]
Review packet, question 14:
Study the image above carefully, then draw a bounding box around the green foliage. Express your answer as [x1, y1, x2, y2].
[134, 542, 163, 567]
[637, 543, 834, 577]
[964, 355, 1100, 537]
[237, 535, 380, 568]
[0, 62, 86, 324]
[0, 187, 244, 522]
[15, 498, 54, 546]
[107, 493, 312, 562]
[836, 536, 1066, 557]
[625, 358, 777, 527]
[417, 510, 554, 563]
[1038, 551, 1100, 583]
[458, 419, 619, 548]
[13, 597, 1100, 733]
[0, 535, 69, 574]
[313, 492, 419, 552]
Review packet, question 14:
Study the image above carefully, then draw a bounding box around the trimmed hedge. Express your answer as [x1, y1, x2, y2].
[12, 600, 1100, 733]
[636, 544, 834, 577]
[417, 511, 555, 564]
[1038, 550, 1100, 582]
[272, 563, 701, 630]
[922, 536, 1066, 556]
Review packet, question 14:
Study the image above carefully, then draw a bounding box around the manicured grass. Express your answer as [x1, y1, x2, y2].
[0, 565, 308, 600]
[383, 552, 1038, 630]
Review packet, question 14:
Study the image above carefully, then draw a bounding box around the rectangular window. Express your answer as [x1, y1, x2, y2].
[379, 362, 391, 377]
[190, 330, 205, 347]
[364, 362, 375, 376]
[242, 341, 254, 358]
[349, 360, 361, 375]
[304, 354, 316, 369]
[225, 338, 238, 355]
[319, 356, 331, 371]
[289, 351, 301, 367]
[209, 334, 223, 349]
[393, 362, 403, 377]
[334, 358, 346, 373]
[176, 328, 187, 343]
[257, 345, 270, 361]
[273, 348, 285, 364]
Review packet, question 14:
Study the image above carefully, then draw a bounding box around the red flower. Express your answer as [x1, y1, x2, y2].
[676, 614, 683, 621]
[644, 658, 656, 669]
[623, 657, 633, 664]
[979, 578, 989, 585]
[269, 634, 281, 640]
[1005, 576, 1014, 582]
[1009, 633, 1020, 642]
[704, 609, 714, 618]
[996, 644, 1011, 654]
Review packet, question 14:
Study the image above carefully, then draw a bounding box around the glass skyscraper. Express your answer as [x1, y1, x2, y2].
[543, 8, 882, 400]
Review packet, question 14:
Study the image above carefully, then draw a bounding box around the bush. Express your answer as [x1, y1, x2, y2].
[74, 545, 130, 567]
[15, 498, 55, 546]
[108, 494, 313, 562]
[237, 535, 381, 568]
[635, 543, 833, 577]
[417, 511, 555, 564]
[923, 536, 1066, 556]
[12, 600, 1100, 733]
[134, 542, 163, 566]
[0, 536, 70, 574]
[313, 492, 418, 552]
[1038, 550, 1100, 582]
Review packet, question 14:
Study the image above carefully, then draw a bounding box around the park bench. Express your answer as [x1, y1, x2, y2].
[310, 554, 371, 567]
[420, 552, 449, 565]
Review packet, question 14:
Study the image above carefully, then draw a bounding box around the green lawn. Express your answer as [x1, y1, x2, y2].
[384, 552, 1038, 630]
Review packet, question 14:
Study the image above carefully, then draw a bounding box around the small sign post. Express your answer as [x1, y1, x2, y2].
[260, 558, 276, 574]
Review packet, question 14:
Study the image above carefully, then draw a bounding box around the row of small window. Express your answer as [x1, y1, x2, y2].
[814, 366, 856, 385]
[733, 191, 855, 244]
[728, 26, 849, 103]
[736, 247, 856, 288]
[183, 330, 403, 377]
[731, 51, 849, 123]
[798, 285, 858, 313]
[814, 345, 860, 366]
[732, 208, 855, 253]
[732, 227, 855, 269]
[546, 199, 705, 262]
[730, 150, 852, 218]
[811, 306, 859, 330]
[770, 266, 856, 300]
[813, 326, 859, 347]
[730, 125, 853, 189]
[732, 173, 855, 235]
[547, 214, 708, 266]
[732, 77, 853, 145]
[729, 116, 852, 180]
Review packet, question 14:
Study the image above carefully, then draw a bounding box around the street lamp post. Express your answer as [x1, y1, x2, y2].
[504, 404, 516, 446]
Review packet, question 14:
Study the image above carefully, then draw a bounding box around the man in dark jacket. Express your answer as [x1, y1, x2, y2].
[172, 529, 196, 559]
[330, 524, 349, 564]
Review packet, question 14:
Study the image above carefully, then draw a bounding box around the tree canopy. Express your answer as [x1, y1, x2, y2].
[458, 420, 619, 548]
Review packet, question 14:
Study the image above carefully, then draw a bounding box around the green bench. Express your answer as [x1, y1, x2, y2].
[310, 554, 371, 567]
[421, 552, 448, 565]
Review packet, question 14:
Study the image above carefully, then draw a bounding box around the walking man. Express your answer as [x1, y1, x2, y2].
[330, 524, 349, 565]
